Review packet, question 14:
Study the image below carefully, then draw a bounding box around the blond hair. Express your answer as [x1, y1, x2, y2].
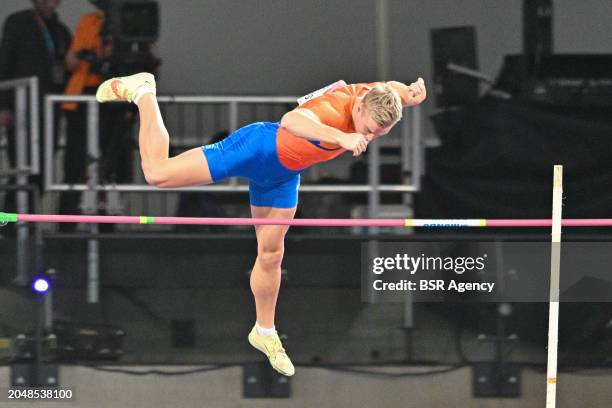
[362, 84, 403, 127]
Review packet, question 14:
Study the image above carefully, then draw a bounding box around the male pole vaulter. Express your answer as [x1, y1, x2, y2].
[96, 72, 426, 376]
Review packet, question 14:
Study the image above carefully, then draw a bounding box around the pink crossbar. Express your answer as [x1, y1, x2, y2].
[9, 214, 612, 227]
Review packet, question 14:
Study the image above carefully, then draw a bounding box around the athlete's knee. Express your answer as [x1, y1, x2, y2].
[257, 245, 285, 270]
[142, 165, 169, 188]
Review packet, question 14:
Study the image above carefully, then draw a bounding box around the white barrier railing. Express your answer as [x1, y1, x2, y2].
[44, 94, 422, 194]
[0, 76, 39, 285]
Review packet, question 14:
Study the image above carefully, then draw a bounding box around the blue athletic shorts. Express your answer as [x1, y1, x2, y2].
[201, 122, 301, 208]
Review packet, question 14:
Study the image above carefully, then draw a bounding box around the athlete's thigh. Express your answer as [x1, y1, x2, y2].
[157, 147, 213, 187]
[251, 206, 297, 250]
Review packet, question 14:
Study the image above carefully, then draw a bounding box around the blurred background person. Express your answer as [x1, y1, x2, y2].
[60, 0, 158, 231]
[0, 0, 71, 234]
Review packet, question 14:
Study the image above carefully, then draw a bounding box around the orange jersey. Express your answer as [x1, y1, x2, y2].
[276, 82, 377, 170]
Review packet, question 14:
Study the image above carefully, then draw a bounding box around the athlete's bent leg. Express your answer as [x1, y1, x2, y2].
[135, 94, 213, 188]
[248, 205, 296, 376]
[249, 205, 296, 328]
[97, 73, 213, 188]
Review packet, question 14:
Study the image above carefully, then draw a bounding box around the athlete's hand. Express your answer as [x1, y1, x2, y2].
[341, 132, 369, 157]
[404, 77, 427, 106]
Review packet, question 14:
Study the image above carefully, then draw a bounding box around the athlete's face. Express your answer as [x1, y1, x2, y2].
[354, 103, 395, 142]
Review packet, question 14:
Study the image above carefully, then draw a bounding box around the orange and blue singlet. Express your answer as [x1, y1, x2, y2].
[201, 83, 376, 208]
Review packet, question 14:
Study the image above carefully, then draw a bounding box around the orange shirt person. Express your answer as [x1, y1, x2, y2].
[63, 10, 108, 110]
[94, 72, 427, 377]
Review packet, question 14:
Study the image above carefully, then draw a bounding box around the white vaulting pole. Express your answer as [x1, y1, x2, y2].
[546, 165, 563, 407]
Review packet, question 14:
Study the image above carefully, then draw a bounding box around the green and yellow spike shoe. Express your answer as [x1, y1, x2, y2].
[95, 72, 156, 103]
[248, 325, 295, 376]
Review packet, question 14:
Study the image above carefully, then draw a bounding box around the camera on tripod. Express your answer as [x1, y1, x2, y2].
[90, 0, 161, 76]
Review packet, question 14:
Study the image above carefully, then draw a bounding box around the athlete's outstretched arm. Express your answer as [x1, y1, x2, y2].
[280, 109, 369, 156]
[387, 78, 427, 107]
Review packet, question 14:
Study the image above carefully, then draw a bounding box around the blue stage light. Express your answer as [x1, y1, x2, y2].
[32, 278, 50, 294]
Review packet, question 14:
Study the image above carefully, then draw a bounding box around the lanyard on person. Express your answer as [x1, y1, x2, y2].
[34, 13, 56, 56]
[34, 12, 66, 86]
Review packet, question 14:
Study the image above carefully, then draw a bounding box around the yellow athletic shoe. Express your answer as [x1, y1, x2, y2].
[95, 72, 156, 103]
[248, 326, 295, 376]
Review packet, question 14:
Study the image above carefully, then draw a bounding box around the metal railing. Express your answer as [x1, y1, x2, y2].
[0, 77, 40, 175]
[44, 94, 422, 194]
[0, 76, 39, 285]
